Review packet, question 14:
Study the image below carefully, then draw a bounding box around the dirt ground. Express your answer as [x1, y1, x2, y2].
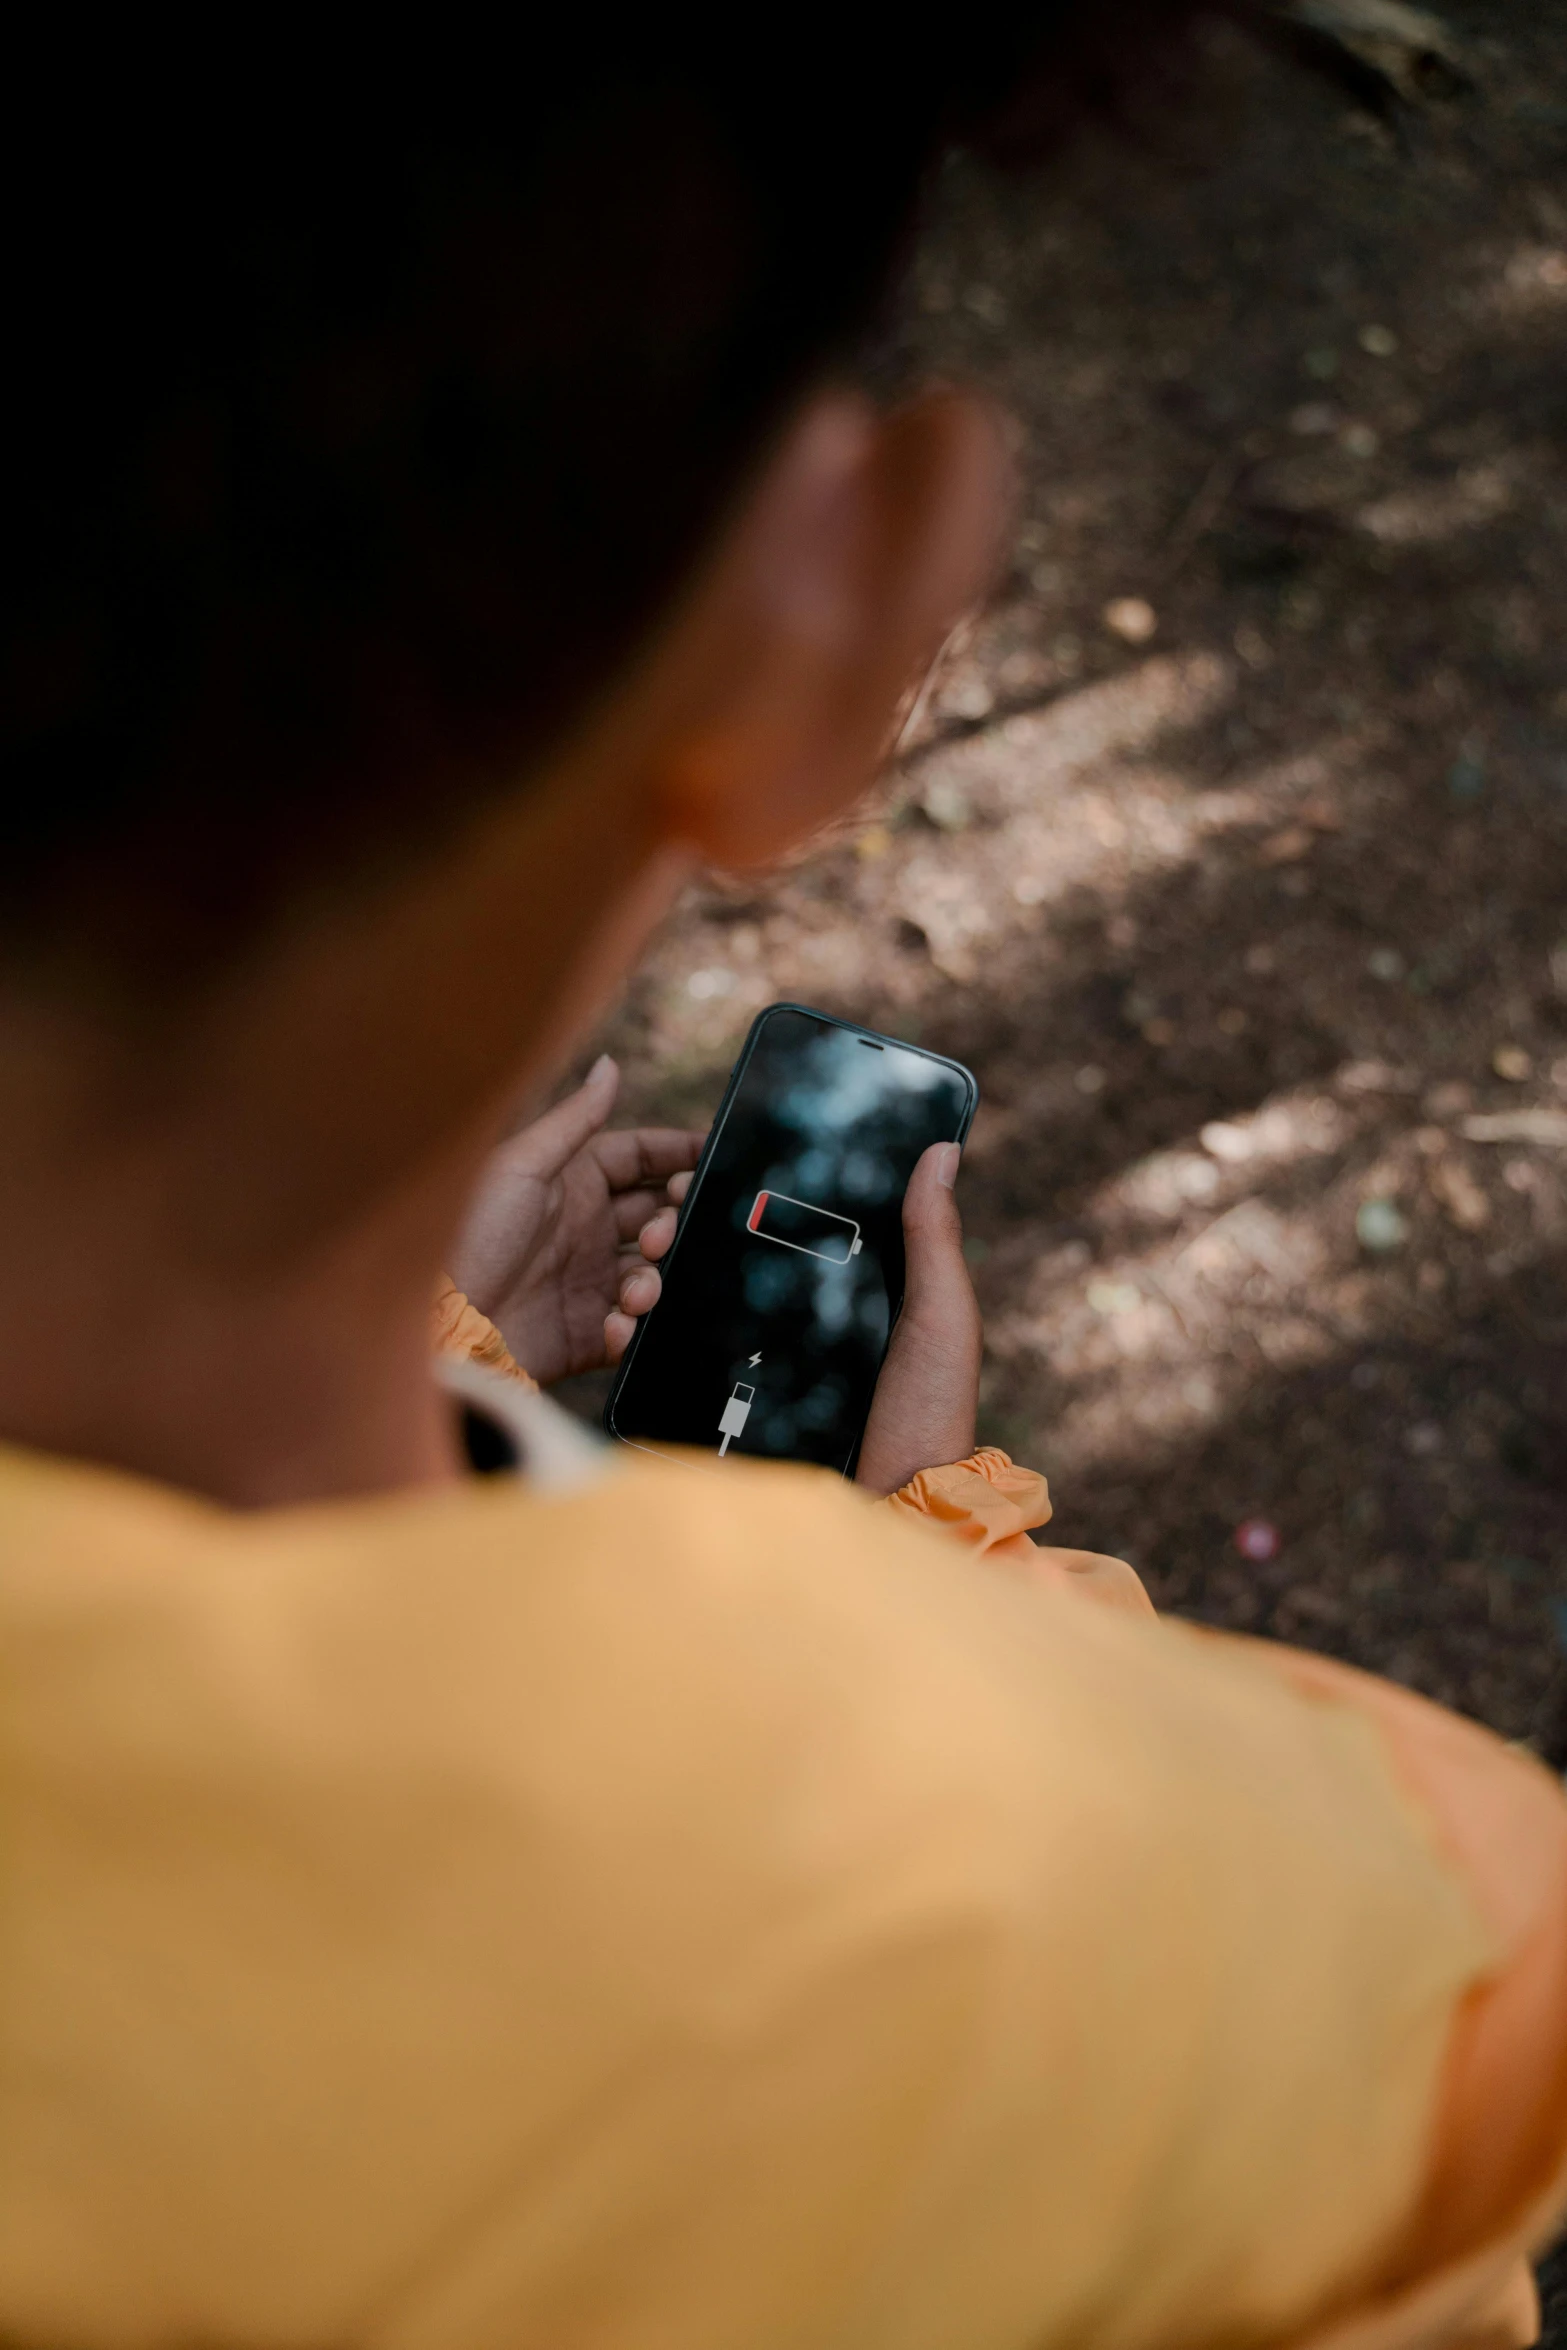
[566, 10, 1567, 2278]
[573, 2, 1567, 1701]
[557, 0, 1567, 2299]
[575, 0, 1567, 1707]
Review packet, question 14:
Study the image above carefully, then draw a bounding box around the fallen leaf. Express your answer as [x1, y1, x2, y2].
[1427, 1157, 1490, 1230]
[1462, 1110, 1567, 1146]
[1259, 825, 1314, 865]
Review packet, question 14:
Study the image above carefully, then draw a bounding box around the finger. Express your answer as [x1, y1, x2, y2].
[611, 1189, 665, 1242]
[618, 1262, 662, 1315]
[638, 1203, 679, 1261]
[604, 1309, 637, 1364]
[594, 1127, 708, 1191]
[501, 1054, 621, 1180]
[667, 1169, 694, 1206]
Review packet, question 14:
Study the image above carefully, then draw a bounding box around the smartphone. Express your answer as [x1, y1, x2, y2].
[605, 1003, 977, 1476]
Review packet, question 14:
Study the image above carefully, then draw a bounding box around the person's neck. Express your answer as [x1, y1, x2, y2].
[0, 1202, 463, 1512]
[0, 1015, 472, 1511]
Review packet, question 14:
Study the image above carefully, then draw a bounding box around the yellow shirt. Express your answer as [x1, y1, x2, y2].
[0, 1419, 1537, 2350]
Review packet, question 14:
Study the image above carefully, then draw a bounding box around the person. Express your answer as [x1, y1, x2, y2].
[0, 22, 1564, 2350]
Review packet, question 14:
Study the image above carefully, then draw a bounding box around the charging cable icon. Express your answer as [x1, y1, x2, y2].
[717, 1382, 755, 1456]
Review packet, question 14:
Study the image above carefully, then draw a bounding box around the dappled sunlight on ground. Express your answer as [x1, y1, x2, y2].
[564, 0, 1567, 1766]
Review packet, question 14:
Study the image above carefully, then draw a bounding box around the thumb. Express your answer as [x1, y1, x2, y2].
[507, 1054, 620, 1179]
[855, 1142, 980, 1494]
[900, 1141, 974, 1328]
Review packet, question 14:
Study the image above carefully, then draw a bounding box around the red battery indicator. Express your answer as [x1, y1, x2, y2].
[746, 1190, 863, 1264]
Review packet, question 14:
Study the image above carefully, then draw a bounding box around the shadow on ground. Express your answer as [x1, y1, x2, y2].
[559, 0, 1567, 2307]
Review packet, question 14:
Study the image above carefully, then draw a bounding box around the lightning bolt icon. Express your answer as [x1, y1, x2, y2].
[748, 1353, 761, 1367]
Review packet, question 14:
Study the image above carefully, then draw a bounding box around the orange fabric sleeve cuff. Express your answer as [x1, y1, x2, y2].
[885, 1448, 1155, 1618]
[885, 1447, 1053, 1562]
[431, 1279, 538, 1392]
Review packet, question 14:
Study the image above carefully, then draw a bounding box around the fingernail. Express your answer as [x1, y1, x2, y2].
[935, 1143, 961, 1190]
[590, 1053, 617, 1082]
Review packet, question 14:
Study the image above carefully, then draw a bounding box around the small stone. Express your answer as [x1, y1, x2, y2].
[922, 781, 971, 832]
[1104, 596, 1157, 645]
[1287, 1586, 1346, 1626]
[1201, 1120, 1254, 1163]
[1216, 1006, 1248, 1036]
[1075, 1065, 1107, 1095]
[1356, 1197, 1409, 1252]
[1340, 421, 1380, 459]
[1358, 323, 1399, 357]
[1244, 943, 1277, 976]
[686, 967, 734, 1002]
[1012, 873, 1048, 906]
[1491, 1044, 1532, 1082]
[855, 824, 892, 861]
[1259, 825, 1313, 866]
[1304, 346, 1340, 380]
[1087, 1278, 1142, 1317]
[1235, 1517, 1281, 1563]
[1290, 402, 1339, 435]
[1448, 740, 1486, 802]
[1144, 1017, 1177, 1048]
[939, 677, 993, 722]
[1368, 947, 1405, 982]
[1405, 1421, 1443, 1457]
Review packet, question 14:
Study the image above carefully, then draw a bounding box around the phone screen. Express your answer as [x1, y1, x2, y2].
[605, 1004, 976, 1474]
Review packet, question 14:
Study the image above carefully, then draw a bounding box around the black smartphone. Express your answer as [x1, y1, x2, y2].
[605, 1003, 977, 1475]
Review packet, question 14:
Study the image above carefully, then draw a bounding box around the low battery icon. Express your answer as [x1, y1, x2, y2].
[717, 1382, 755, 1456]
[746, 1190, 863, 1265]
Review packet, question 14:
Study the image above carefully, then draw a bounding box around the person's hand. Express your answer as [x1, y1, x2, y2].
[854, 1142, 982, 1496]
[450, 1055, 705, 1387]
[615, 1165, 695, 1363]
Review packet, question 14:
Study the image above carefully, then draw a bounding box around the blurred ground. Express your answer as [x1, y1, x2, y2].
[568, 7, 1567, 1760]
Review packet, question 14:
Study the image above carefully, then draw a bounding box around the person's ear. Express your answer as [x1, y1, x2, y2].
[653, 387, 1011, 869]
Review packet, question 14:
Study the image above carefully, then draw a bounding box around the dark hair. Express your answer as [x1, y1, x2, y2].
[0, 16, 1195, 991]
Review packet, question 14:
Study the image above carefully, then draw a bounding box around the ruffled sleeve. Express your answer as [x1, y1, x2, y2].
[885, 1447, 1154, 1617]
[431, 1280, 538, 1392]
